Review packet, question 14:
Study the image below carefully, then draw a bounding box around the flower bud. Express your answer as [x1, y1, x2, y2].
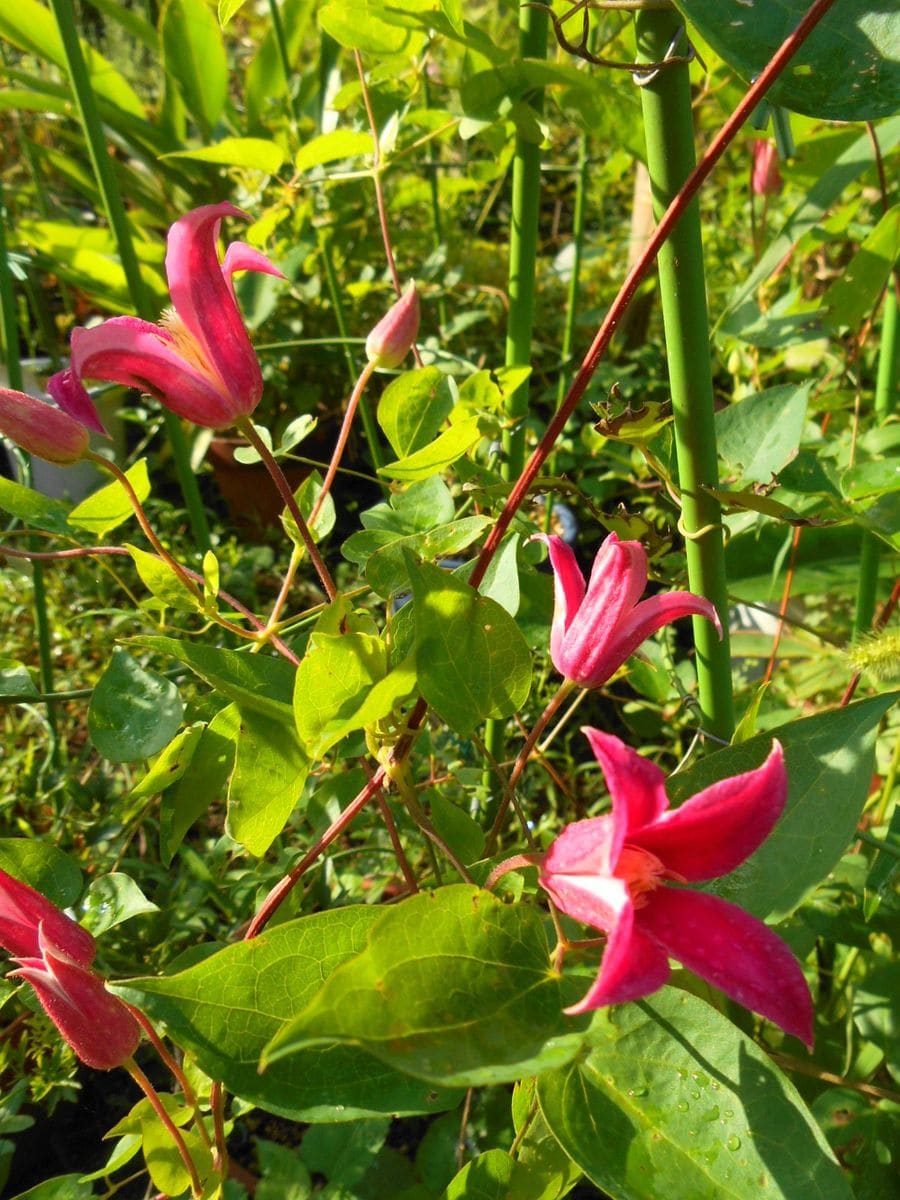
[0, 866, 95, 967]
[751, 140, 782, 196]
[0, 388, 90, 464]
[365, 282, 420, 369]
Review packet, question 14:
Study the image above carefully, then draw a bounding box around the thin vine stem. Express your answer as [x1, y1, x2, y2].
[126, 1058, 204, 1198]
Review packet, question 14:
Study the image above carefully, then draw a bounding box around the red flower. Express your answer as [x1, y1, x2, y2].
[48, 202, 284, 430]
[538, 533, 721, 689]
[0, 869, 139, 1069]
[538, 730, 813, 1045]
[752, 140, 782, 196]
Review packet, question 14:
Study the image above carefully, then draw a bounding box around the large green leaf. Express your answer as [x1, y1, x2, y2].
[159, 0, 228, 137]
[67, 460, 150, 537]
[377, 367, 454, 459]
[159, 705, 239, 864]
[227, 708, 309, 856]
[538, 988, 851, 1200]
[674, 1, 899, 120]
[668, 694, 898, 920]
[364, 516, 492, 599]
[715, 384, 810, 484]
[112, 909, 462, 1122]
[265, 885, 588, 1087]
[407, 559, 532, 735]
[441, 1149, 549, 1200]
[164, 137, 286, 174]
[130, 636, 295, 724]
[88, 649, 184, 763]
[0, 478, 71, 534]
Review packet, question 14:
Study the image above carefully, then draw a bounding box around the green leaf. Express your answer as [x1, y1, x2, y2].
[0, 0, 144, 117]
[164, 137, 285, 173]
[160, 706, 240, 864]
[227, 709, 310, 856]
[301, 1119, 389, 1190]
[202, 550, 220, 610]
[67, 459, 150, 537]
[0, 659, 38, 700]
[318, 0, 416, 54]
[538, 988, 851, 1200]
[715, 384, 811, 484]
[160, 0, 228, 137]
[294, 632, 389, 758]
[438, 0, 463, 34]
[0, 478, 71, 535]
[407, 559, 532, 735]
[378, 419, 481, 482]
[112, 910, 462, 1122]
[8, 1176, 94, 1200]
[853, 960, 900, 1081]
[0, 840, 82, 908]
[246, 0, 316, 128]
[669, 693, 899, 920]
[142, 1105, 213, 1196]
[89, 648, 184, 763]
[127, 544, 201, 613]
[441, 1150, 547, 1200]
[283, 470, 335, 546]
[265, 885, 587, 1087]
[454, 531, 521, 615]
[365, 516, 492, 599]
[130, 636, 295, 724]
[130, 722, 204, 801]
[428, 790, 485, 865]
[841, 458, 900, 501]
[295, 129, 373, 172]
[377, 367, 454, 459]
[80, 873, 159, 936]
[218, 0, 248, 26]
[824, 204, 900, 331]
[673, 1, 899, 120]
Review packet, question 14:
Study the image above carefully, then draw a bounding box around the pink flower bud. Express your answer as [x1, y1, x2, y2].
[0, 866, 95, 967]
[365, 282, 420, 369]
[0, 388, 90, 464]
[751, 140, 782, 196]
[10, 924, 140, 1070]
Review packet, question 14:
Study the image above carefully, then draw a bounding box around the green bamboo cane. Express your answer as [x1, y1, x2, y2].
[0, 179, 59, 758]
[48, 0, 212, 554]
[634, 9, 734, 741]
[485, 1, 549, 805]
[854, 287, 898, 638]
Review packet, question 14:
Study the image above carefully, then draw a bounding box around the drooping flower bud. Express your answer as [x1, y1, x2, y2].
[0, 866, 96, 966]
[0, 388, 90, 465]
[751, 140, 782, 196]
[365, 282, 420, 369]
[10, 924, 140, 1070]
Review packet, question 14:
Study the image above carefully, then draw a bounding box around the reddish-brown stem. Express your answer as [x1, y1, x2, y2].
[245, 769, 386, 938]
[354, 49, 424, 367]
[469, 0, 840, 590]
[763, 526, 802, 685]
[237, 418, 337, 601]
[309, 358, 377, 524]
[124, 1004, 213, 1150]
[376, 792, 419, 894]
[126, 1057, 204, 1198]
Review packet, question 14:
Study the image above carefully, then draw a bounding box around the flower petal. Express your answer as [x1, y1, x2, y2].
[582, 729, 669, 860]
[540, 820, 623, 929]
[534, 535, 585, 668]
[599, 590, 722, 681]
[565, 899, 670, 1015]
[555, 534, 653, 686]
[46, 369, 107, 435]
[69, 316, 239, 429]
[221, 241, 286, 285]
[165, 202, 262, 415]
[634, 742, 787, 881]
[639, 887, 813, 1046]
[0, 867, 95, 966]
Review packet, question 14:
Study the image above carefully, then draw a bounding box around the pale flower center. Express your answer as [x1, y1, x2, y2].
[616, 845, 667, 909]
[159, 308, 217, 380]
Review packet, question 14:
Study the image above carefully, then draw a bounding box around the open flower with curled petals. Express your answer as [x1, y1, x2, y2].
[0, 868, 140, 1069]
[536, 730, 812, 1045]
[48, 202, 284, 430]
[537, 533, 722, 689]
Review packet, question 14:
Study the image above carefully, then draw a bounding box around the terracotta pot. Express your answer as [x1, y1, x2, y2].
[206, 437, 311, 535]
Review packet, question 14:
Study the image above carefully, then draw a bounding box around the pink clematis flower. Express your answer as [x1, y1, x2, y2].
[0, 388, 91, 465]
[48, 202, 285, 430]
[537, 533, 722, 689]
[0, 866, 95, 966]
[538, 729, 813, 1045]
[9, 925, 140, 1070]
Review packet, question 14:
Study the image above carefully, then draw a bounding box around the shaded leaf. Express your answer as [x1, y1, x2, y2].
[89, 649, 184, 763]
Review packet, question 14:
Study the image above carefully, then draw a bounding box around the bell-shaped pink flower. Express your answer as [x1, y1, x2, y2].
[9, 924, 140, 1070]
[365, 282, 420, 369]
[751, 140, 782, 196]
[537, 533, 722, 689]
[0, 388, 91, 465]
[538, 730, 812, 1045]
[0, 866, 96, 966]
[48, 202, 285, 430]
